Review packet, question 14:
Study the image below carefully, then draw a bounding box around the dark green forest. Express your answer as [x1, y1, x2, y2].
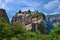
[0, 18, 60, 40]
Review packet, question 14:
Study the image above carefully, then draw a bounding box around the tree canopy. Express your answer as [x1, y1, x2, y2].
[0, 17, 60, 40]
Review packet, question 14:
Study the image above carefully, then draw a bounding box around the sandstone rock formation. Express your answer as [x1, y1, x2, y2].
[11, 10, 48, 34]
[0, 9, 10, 23]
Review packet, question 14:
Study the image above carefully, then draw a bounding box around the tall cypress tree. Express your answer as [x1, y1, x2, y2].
[19, 10, 22, 13]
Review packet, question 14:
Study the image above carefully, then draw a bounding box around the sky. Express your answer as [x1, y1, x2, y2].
[0, 0, 60, 21]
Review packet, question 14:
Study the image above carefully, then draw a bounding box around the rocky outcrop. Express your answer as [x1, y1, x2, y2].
[11, 10, 48, 34]
[45, 14, 60, 32]
[47, 14, 60, 26]
[0, 9, 10, 23]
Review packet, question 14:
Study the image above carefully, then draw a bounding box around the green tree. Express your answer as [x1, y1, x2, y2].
[0, 18, 12, 40]
[19, 10, 22, 13]
[48, 22, 60, 40]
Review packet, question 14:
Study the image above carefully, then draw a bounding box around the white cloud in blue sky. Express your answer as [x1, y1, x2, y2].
[0, 0, 60, 21]
[44, 0, 60, 10]
[43, 0, 60, 15]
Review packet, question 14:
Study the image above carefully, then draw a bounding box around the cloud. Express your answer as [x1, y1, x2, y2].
[21, 7, 36, 11]
[44, 0, 60, 10]
[58, 5, 60, 9]
[5, 0, 14, 3]
[0, 2, 6, 9]
[50, 12, 57, 15]
[22, 0, 41, 7]
[0, 0, 60, 21]
[43, 12, 47, 15]
[49, 6, 60, 15]
[0, 0, 41, 12]
[43, 0, 60, 15]
[0, 0, 10, 10]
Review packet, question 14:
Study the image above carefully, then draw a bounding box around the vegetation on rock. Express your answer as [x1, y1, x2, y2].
[0, 18, 60, 40]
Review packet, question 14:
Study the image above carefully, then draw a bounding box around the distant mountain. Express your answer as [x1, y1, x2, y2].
[46, 14, 60, 26]
[42, 14, 60, 32]
[0, 9, 10, 23]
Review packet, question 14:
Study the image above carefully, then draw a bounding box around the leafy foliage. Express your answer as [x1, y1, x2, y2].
[0, 18, 60, 40]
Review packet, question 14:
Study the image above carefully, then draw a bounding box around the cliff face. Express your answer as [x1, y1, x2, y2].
[47, 14, 60, 26]
[43, 14, 60, 32]
[0, 9, 10, 23]
[11, 11, 48, 34]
